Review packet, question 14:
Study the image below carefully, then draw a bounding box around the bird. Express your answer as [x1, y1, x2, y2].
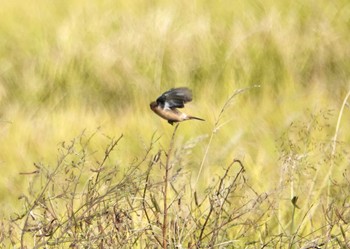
[150, 87, 205, 125]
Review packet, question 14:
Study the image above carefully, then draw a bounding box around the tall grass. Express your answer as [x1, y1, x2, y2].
[0, 0, 350, 247]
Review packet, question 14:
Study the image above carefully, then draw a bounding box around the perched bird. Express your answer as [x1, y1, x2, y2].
[150, 87, 205, 125]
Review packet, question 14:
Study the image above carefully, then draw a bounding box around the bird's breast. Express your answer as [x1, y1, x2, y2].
[152, 106, 185, 121]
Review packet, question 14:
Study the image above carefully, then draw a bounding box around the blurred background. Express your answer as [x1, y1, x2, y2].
[0, 0, 349, 220]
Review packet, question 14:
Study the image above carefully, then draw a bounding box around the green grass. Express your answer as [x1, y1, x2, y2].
[1, 0, 350, 247]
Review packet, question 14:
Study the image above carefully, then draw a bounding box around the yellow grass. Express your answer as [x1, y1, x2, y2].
[1, 0, 350, 247]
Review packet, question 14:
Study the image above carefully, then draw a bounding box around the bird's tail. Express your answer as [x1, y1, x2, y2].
[188, 116, 205, 121]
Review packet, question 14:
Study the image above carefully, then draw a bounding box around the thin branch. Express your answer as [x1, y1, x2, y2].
[163, 123, 179, 248]
[21, 139, 77, 248]
[94, 134, 123, 184]
[142, 151, 162, 247]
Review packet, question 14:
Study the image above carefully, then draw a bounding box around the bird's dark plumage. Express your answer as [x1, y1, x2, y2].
[156, 87, 192, 109]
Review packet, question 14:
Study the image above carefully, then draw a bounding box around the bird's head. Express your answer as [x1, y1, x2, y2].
[150, 101, 158, 110]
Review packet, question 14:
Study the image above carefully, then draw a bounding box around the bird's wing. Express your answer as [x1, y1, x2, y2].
[156, 87, 193, 109]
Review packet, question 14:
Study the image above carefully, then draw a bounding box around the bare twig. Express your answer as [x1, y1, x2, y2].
[94, 134, 123, 184]
[20, 138, 77, 248]
[142, 151, 162, 247]
[163, 123, 180, 248]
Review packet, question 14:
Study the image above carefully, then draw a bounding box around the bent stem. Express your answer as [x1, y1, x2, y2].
[194, 85, 260, 189]
[331, 88, 350, 156]
[326, 88, 350, 204]
[163, 123, 179, 248]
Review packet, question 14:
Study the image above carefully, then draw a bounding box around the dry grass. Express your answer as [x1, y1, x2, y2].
[3, 94, 350, 248]
[1, 0, 350, 247]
